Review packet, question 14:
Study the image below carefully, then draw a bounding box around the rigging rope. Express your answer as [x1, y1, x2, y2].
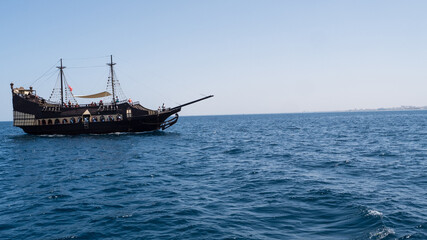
[62, 55, 110, 61]
[48, 70, 78, 105]
[27, 60, 60, 87]
[33, 70, 58, 89]
[67, 65, 107, 69]
[104, 69, 127, 104]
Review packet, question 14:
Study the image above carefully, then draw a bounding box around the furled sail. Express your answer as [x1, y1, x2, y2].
[75, 91, 111, 98]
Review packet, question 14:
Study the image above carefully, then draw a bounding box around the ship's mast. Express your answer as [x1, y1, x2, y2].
[57, 59, 66, 106]
[107, 55, 116, 105]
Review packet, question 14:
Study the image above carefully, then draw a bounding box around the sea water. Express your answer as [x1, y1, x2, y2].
[0, 111, 426, 239]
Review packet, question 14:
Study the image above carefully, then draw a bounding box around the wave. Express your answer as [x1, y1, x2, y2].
[369, 226, 395, 240]
[48, 194, 71, 200]
[366, 209, 384, 218]
[223, 148, 245, 155]
[361, 150, 399, 158]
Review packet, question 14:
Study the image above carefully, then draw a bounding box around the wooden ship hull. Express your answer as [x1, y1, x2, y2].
[10, 56, 212, 135]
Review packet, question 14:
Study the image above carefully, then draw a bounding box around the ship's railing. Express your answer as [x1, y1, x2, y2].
[40, 99, 153, 112]
[44, 100, 131, 109]
[15, 92, 49, 105]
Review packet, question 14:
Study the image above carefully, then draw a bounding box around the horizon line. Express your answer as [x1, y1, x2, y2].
[2, 108, 426, 122]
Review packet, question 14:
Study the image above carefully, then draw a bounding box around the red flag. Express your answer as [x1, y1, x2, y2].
[68, 84, 72, 91]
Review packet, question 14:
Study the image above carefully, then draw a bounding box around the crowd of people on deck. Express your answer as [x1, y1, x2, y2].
[24, 90, 141, 109]
[63, 100, 79, 108]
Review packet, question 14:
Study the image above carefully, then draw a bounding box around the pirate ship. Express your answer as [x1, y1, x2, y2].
[10, 56, 213, 134]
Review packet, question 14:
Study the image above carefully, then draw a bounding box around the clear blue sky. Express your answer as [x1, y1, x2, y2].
[2, 0, 427, 121]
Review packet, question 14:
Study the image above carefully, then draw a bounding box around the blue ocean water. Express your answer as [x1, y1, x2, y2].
[0, 111, 426, 239]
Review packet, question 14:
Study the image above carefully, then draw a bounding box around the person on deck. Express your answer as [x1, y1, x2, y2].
[115, 96, 119, 103]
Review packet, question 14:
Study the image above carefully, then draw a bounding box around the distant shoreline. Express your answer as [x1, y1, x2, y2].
[343, 106, 427, 112]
